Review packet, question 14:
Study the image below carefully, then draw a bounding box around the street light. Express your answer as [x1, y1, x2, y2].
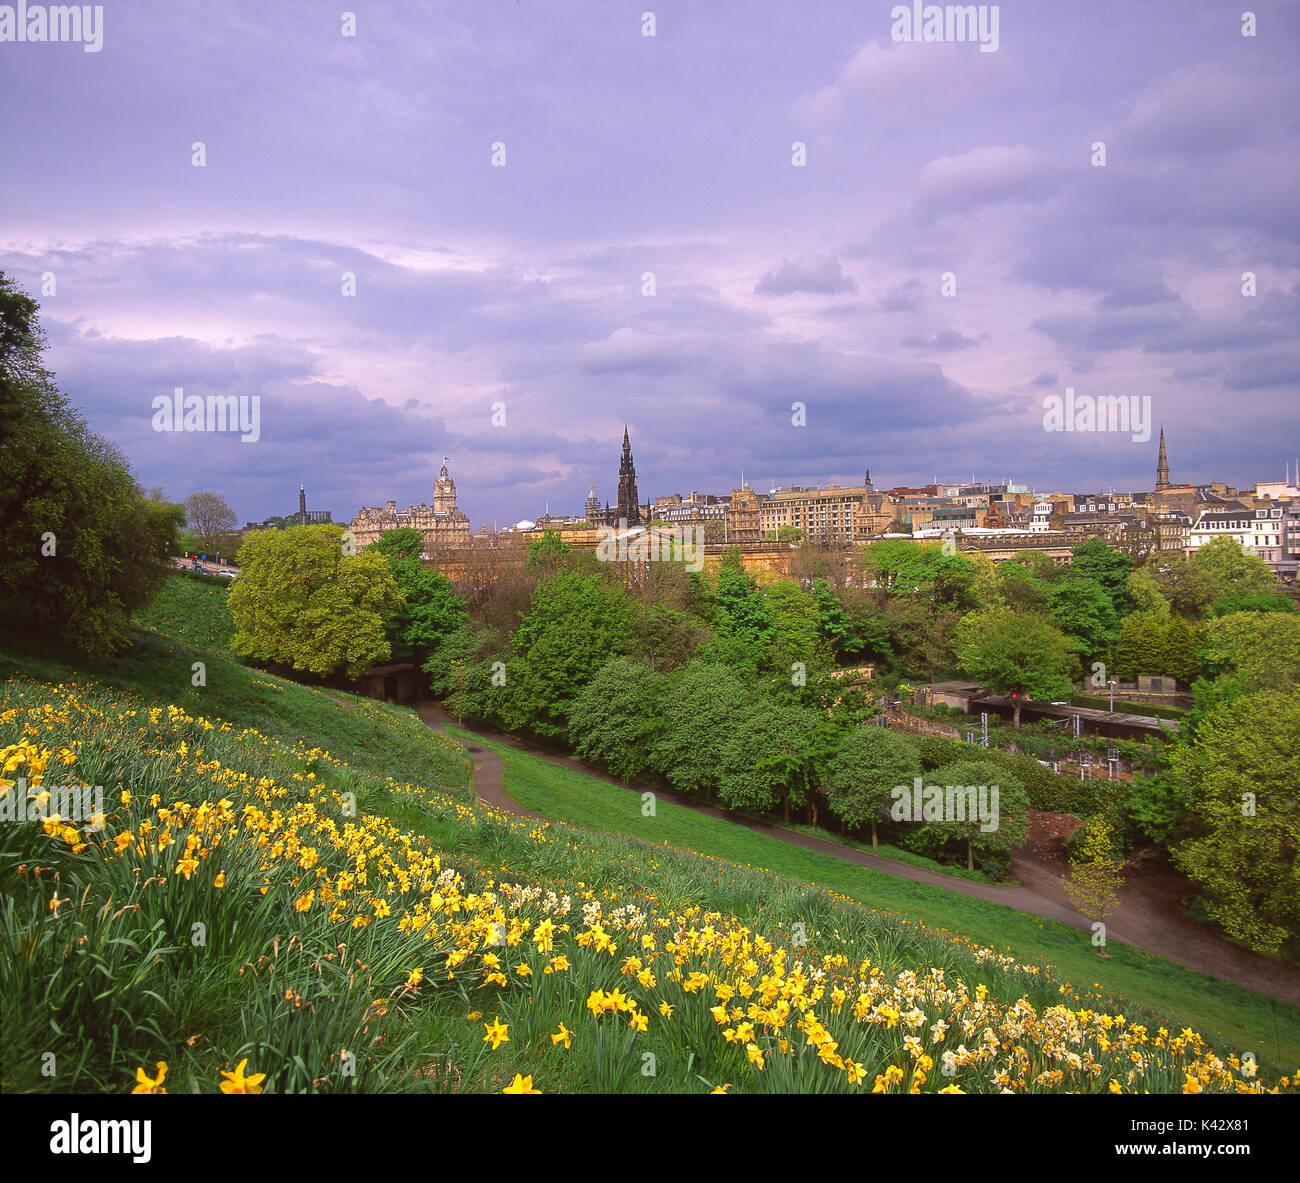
[1108, 679, 1116, 713]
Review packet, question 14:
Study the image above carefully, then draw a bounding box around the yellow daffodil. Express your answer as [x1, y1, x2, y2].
[218, 1059, 266, 1094]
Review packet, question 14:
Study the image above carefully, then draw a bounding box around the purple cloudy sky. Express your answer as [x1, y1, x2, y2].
[3, 0, 1298, 529]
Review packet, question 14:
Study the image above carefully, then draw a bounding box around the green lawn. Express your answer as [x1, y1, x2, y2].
[133, 573, 237, 656]
[444, 724, 1300, 1075]
[0, 634, 471, 799]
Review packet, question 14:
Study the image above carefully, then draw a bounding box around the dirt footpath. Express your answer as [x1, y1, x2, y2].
[415, 703, 1300, 1006]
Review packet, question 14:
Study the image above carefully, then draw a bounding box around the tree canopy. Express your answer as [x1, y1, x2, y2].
[227, 523, 402, 677]
[0, 272, 182, 654]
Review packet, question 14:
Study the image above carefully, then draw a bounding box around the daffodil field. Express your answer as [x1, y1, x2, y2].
[1, 675, 1293, 1095]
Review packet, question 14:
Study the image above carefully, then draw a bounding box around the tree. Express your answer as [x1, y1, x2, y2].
[1070, 538, 1134, 616]
[1125, 567, 1171, 623]
[0, 273, 180, 654]
[1112, 612, 1168, 681]
[368, 526, 424, 562]
[1209, 591, 1297, 617]
[1169, 689, 1300, 955]
[997, 550, 1058, 614]
[860, 540, 975, 605]
[369, 528, 467, 663]
[649, 662, 753, 798]
[1162, 616, 1199, 685]
[711, 550, 774, 644]
[825, 726, 922, 846]
[954, 609, 1079, 727]
[1150, 554, 1220, 620]
[1062, 817, 1126, 953]
[764, 580, 831, 675]
[526, 530, 572, 574]
[907, 759, 1029, 873]
[227, 523, 402, 677]
[568, 658, 665, 781]
[184, 491, 238, 553]
[1196, 611, 1300, 695]
[830, 588, 894, 663]
[629, 603, 707, 672]
[1048, 572, 1118, 664]
[499, 568, 635, 741]
[717, 700, 824, 822]
[1188, 536, 1275, 597]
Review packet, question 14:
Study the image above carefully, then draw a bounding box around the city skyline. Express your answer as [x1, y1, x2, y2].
[2, 1, 1297, 528]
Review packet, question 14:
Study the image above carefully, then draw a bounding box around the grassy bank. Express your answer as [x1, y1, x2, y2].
[442, 724, 1300, 1074]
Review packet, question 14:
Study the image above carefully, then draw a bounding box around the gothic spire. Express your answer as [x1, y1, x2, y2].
[1155, 426, 1171, 490]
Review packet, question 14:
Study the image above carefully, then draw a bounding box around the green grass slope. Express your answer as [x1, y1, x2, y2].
[445, 725, 1300, 1074]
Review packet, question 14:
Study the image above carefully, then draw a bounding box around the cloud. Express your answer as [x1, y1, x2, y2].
[901, 329, 982, 352]
[754, 254, 858, 296]
[792, 39, 1009, 131]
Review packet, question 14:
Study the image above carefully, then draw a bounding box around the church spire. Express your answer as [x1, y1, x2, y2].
[1155, 426, 1171, 490]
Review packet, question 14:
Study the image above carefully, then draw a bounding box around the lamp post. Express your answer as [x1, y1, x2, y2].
[1108, 679, 1116, 713]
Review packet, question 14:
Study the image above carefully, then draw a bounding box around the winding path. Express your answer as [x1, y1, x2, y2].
[414, 703, 1300, 1007]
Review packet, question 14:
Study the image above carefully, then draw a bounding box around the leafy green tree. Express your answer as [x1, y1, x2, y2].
[880, 596, 960, 682]
[825, 587, 894, 662]
[368, 528, 467, 662]
[0, 273, 180, 654]
[1070, 538, 1134, 616]
[228, 523, 403, 677]
[905, 759, 1029, 873]
[717, 700, 824, 822]
[368, 526, 424, 562]
[1113, 612, 1169, 680]
[526, 529, 572, 571]
[1170, 689, 1300, 955]
[1149, 554, 1219, 620]
[1062, 817, 1126, 950]
[1189, 536, 1276, 597]
[1209, 591, 1297, 617]
[629, 603, 708, 672]
[1162, 615, 1199, 685]
[424, 619, 491, 696]
[711, 549, 774, 644]
[861, 539, 975, 605]
[1125, 567, 1171, 623]
[568, 658, 666, 781]
[765, 579, 831, 675]
[1196, 611, 1300, 694]
[649, 662, 753, 798]
[997, 550, 1060, 614]
[824, 726, 922, 846]
[954, 609, 1079, 727]
[1048, 572, 1118, 664]
[499, 568, 635, 741]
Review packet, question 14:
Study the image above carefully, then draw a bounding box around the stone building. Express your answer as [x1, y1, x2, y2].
[725, 485, 763, 543]
[760, 476, 890, 542]
[348, 462, 472, 553]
